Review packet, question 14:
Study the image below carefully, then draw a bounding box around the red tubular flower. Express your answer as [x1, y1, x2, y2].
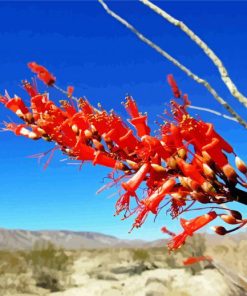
[0, 96, 8, 104]
[205, 123, 233, 153]
[161, 226, 176, 237]
[130, 115, 150, 138]
[124, 96, 140, 118]
[71, 113, 89, 131]
[176, 158, 205, 185]
[59, 120, 77, 147]
[122, 163, 150, 195]
[168, 232, 188, 251]
[67, 86, 74, 98]
[22, 80, 38, 97]
[5, 97, 29, 117]
[143, 178, 176, 214]
[183, 256, 212, 266]
[118, 129, 139, 150]
[105, 119, 137, 150]
[5, 123, 41, 140]
[132, 206, 149, 229]
[28, 62, 56, 86]
[168, 212, 217, 251]
[43, 101, 66, 124]
[74, 143, 95, 161]
[93, 151, 118, 169]
[78, 98, 94, 115]
[31, 94, 49, 114]
[115, 192, 131, 215]
[202, 138, 229, 168]
[169, 124, 184, 149]
[142, 135, 170, 160]
[181, 211, 217, 235]
[60, 100, 77, 117]
[167, 75, 181, 98]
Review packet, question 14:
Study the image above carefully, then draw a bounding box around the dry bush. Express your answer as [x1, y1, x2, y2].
[0, 250, 27, 274]
[0, 243, 73, 294]
[132, 249, 150, 262]
[23, 242, 72, 292]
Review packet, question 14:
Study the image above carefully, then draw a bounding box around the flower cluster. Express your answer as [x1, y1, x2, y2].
[1, 63, 247, 251]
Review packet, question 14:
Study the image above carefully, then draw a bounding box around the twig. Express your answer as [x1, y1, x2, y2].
[98, 0, 247, 129]
[188, 105, 238, 122]
[140, 0, 247, 109]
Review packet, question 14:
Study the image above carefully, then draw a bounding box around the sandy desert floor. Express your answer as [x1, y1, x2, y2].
[1, 235, 247, 296]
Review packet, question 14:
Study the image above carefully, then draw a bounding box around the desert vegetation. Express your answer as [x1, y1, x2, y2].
[0, 234, 246, 296]
[0, 243, 73, 295]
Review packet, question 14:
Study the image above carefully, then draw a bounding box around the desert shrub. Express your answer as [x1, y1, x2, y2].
[23, 242, 72, 292]
[165, 252, 178, 269]
[24, 242, 70, 271]
[178, 234, 207, 275]
[132, 249, 150, 262]
[0, 250, 27, 274]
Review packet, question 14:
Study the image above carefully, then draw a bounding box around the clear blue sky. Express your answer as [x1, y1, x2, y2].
[0, 1, 247, 240]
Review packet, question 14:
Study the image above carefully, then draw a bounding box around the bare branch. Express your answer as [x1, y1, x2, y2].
[188, 105, 238, 122]
[140, 0, 247, 108]
[98, 0, 247, 129]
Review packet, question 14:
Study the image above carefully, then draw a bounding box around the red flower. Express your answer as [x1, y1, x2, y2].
[143, 178, 176, 214]
[5, 97, 29, 117]
[167, 74, 181, 98]
[168, 212, 217, 251]
[122, 163, 150, 195]
[28, 62, 56, 86]
[161, 226, 176, 237]
[183, 256, 212, 266]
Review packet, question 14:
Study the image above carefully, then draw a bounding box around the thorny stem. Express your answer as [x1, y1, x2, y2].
[98, 0, 247, 129]
[140, 0, 247, 108]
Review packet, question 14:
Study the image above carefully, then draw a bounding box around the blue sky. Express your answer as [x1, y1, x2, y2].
[0, 1, 247, 240]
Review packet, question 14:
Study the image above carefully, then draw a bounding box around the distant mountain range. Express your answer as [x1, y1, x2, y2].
[0, 228, 245, 250]
[0, 228, 155, 250]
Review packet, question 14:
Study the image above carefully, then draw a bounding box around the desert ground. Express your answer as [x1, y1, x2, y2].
[0, 230, 247, 296]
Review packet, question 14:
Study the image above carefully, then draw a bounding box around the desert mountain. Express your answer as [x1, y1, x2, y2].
[0, 228, 150, 250]
[0, 228, 245, 250]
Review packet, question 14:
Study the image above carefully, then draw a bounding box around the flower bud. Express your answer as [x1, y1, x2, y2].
[191, 192, 210, 204]
[202, 163, 215, 179]
[214, 195, 226, 203]
[222, 164, 237, 181]
[201, 181, 215, 193]
[151, 163, 166, 173]
[202, 151, 213, 165]
[211, 226, 227, 235]
[229, 210, 242, 220]
[178, 176, 190, 189]
[187, 179, 200, 191]
[167, 157, 177, 169]
[25, 112, 34, 124]
[170, 192, 182, 199]
[126, 160, 139, 170]
[84, 129, 93, 139]
[72, 124, 79, 134]
[178, 148, 187, 159]
[220, 214, 238, 225]
[235, 156, 247, 174]
[93, 139, 105, 151]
